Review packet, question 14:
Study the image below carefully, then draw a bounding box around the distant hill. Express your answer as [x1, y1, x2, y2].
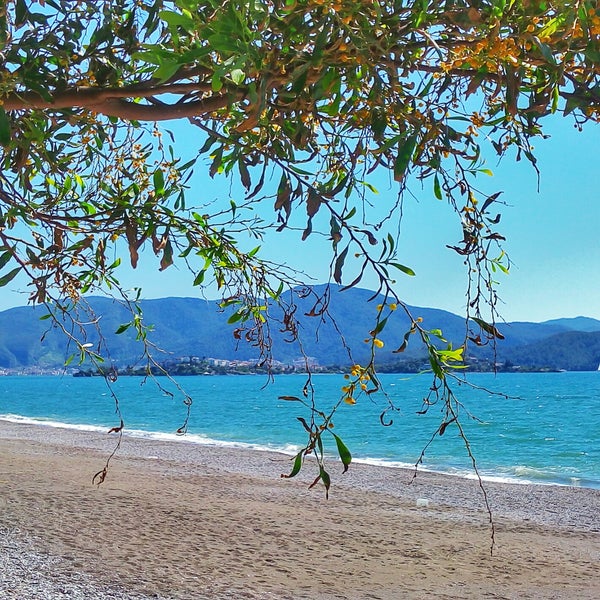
[541, 316, 600, 333]
[504, 331, 600, 371]
[0, 284, 599, 371]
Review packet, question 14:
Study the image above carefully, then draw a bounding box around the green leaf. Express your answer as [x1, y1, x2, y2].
[281, 451, 303, 479]
[433, 174, 442, 200]
[274, 174, 291, 213]
[0, 107, 11, 146]
[331, 432, 352, 473]
[115, 323, 132, 335]
[372, 316, 388, 336]
[389, 262, 415, 276]
[333, 246, 349, 284]
[209, 147, 223, 177]
[0, 267, 21, 287]
[438, 346, 464, 362]
[429, 328, 445, 340]
[360, 180, 379, 194]
[159, 9, 196, 32]
[532, 36, 557, 65]
[429, 355, 445, 379]
[319, 465, 331, 499]
[199, 136, 217, 155]
[211, 72, 223, 92]
[230, 68, 245, 85]
[227, 310, 244, 324]
[153, 168, 165, 195]
[152, 61, 182, 83]
[193, 269, 206, 286]
[394, 134, 417, 182]
[14, 0, 27, 26]
[0, 250, 13, 271]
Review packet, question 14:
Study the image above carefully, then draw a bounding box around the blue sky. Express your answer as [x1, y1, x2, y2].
[1, 116, 598, 322]
[124, 115, 600, 323]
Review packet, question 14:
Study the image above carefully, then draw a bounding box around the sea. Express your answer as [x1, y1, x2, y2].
[1, 371, 599, 489]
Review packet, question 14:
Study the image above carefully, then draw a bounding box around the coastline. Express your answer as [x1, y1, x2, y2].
[1, 421, 599, 599]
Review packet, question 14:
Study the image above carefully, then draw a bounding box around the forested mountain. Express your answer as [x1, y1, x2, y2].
[0, 285, 599, 371]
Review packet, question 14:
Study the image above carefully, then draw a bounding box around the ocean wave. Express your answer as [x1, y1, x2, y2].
[0, 414, 303, 457]
[123, 427, 303, 456]
[2, 413, 598, 489]
[349, 458, 574, 487]
[352, 456, 416, 470]
[350, 457, 535, 485]
[0, 414, 108, 433]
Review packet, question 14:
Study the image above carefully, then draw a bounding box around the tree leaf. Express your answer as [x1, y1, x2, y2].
[319, 465, 331, 499]
[238, 160, 251, 190]
[153, 168, 165, 195]
[0, 250, 13, 271]
[230, 68, 245, 85]
[372, 316, 388, 336]
[472, 317, 505, 340]
[439, 416, 457, 436]
[159, 239, 173, 270]
[152, 61, 182, 83]
[274, 174, 291, 213]
[434, 174, 442, 200]
[394, 134, 417, 182]
[115, 323, 132, 334]
[159, 10, 195, 32]
[281, 451, 303, 479]
[0, 267, 21, 287]
[306, 188, 322, 218]
[331, 432, 352, 473]
[227, 310, 244, 324]
[0, 108, 11, 146]
[389, 262, 415, 276]
[333, 246, 349, 284]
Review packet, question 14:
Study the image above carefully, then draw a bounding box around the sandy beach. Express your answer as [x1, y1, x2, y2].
[0, 421, 599, 599]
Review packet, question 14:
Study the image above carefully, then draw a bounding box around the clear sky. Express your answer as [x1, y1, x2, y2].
[1, 116, 598, 323]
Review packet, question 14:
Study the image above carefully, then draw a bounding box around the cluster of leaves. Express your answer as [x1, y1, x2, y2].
[0, 0, 599, 492]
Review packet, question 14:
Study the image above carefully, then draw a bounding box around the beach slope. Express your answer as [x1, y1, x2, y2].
[0, 421, 598, 599]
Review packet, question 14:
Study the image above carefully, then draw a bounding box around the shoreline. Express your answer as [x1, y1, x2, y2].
[3, 414, 599, 492]
[1, 420, 599, 599]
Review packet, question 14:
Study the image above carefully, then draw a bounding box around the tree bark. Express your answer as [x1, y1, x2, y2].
[3, 86, 245, 121]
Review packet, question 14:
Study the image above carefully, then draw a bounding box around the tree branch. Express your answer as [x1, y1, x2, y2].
[3, 85, 245, 121]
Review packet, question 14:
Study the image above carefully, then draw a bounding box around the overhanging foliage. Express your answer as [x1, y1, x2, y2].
[0, 0, 598, 496]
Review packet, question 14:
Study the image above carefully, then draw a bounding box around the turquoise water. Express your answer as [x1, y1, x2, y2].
[1, 372, 599, 488]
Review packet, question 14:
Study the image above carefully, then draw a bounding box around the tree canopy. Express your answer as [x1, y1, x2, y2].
[1, 0, 599, 488]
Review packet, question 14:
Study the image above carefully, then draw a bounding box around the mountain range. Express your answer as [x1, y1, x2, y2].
[0, 284, 599, 371]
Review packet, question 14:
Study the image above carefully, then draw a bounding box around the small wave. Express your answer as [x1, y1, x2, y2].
[349, 458, 559, 486]
[513, 465, 553, 479]
[2, 413, 598, 488]
[464, 472, 534, 485]
[352, 456, 416, 470]
[0, 414, 108, 433]
[0, 414, 305, 457]
[123, 428, 302, 456]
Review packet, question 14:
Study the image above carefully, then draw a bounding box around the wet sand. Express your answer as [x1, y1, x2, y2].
[0, 421, 599, 599]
